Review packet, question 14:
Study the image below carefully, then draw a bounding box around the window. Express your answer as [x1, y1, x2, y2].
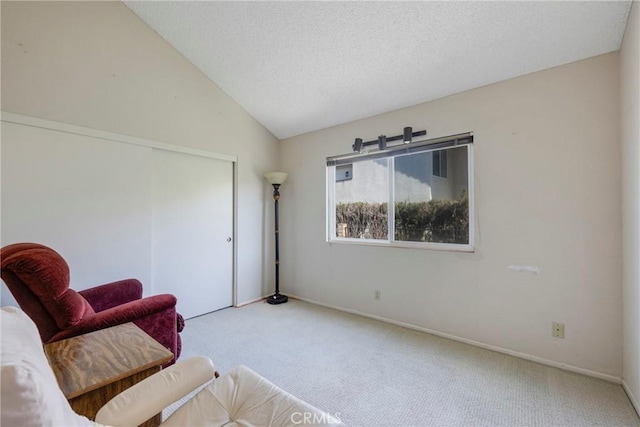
[327, 133, 474, 251]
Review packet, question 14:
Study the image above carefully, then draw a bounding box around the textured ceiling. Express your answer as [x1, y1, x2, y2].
[125, 1, 632, 140]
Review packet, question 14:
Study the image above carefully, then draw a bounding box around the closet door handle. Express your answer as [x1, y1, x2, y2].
[227, 237, 232, 242]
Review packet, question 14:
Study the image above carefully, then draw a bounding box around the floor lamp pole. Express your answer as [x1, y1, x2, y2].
[266, 174, 288, 305]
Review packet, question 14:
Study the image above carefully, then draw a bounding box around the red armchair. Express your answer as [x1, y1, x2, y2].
[0, 243, 183, 367]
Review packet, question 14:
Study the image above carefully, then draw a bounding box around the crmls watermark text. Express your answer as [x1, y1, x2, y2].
[291, 411, 342, 425]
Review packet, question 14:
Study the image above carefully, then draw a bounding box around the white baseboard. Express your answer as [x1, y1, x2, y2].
[234, 295, 267, 307]
[288, 294, 622, 384]
[623, 380, 640, 416]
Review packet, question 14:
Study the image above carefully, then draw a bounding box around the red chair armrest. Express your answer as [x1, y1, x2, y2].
[48, 294, 177, 342]
[78, 279, 143, 312]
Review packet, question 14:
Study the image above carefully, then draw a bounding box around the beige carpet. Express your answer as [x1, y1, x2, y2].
[171, 299, 639, 427]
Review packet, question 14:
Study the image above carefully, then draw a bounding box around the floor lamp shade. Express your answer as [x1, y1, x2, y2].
[264, 171, 288, 185]
[265, 171, 288, 304]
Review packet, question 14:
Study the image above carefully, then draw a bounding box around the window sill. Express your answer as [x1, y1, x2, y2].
[327, 238, 475, 253]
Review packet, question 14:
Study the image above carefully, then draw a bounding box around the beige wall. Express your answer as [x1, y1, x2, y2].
[1, 1, 281, 303]
[621, 0, 640, 411]
[281, 53, 622, 378]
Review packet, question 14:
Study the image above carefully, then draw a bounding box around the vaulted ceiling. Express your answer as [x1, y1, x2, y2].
[125, 1, 632, 140]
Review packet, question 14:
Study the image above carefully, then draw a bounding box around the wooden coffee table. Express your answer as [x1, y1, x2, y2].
[45, 323, 173, 427]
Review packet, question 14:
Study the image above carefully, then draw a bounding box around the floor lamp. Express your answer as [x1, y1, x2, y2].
[264, 171, 288, 305]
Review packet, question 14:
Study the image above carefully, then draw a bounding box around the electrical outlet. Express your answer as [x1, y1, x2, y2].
[374, 290, 381, 301]
[552, 322, 565, 339]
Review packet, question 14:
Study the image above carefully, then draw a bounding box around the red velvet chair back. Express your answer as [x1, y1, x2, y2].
[1, 243, 95, 342]
[2, 242, 183, 366]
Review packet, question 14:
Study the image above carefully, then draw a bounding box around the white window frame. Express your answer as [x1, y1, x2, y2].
[326, 135, 475, 252]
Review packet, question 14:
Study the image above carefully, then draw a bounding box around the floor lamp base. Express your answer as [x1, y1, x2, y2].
[266, 293, 288, 305]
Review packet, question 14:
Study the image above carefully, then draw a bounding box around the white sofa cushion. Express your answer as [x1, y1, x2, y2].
[163, 365, 343, 426]
[0, 306, 95, 427]
[95, 356, 216, 426]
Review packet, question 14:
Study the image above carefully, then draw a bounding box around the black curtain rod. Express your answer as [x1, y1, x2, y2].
[360, 130, 426, 148]
[329, 132, 473, 166]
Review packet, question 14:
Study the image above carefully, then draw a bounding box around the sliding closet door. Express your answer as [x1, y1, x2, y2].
[0, 121, 152, 308]
[152, 149, 233, 319]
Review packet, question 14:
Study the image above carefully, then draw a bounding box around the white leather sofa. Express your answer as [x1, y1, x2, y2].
[1, 306, 343, 427]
